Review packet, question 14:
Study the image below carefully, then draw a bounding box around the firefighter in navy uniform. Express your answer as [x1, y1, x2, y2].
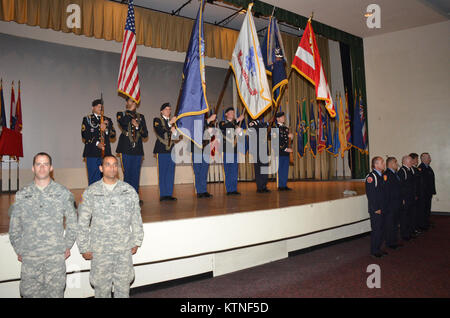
[191, 114, 216, 198]
[153, 102, 178, 201]
[383, 157, 403, 250]
[418, 152, 436, 230]
[116, 97, 149, 203]
[274, 112, 293, 191]
[82, 99, 116, 185]
[398, 155, 415, 241]
[219, 107, 245, 195]
[365, 156, 388, 258]
[409, 153, 423, 235]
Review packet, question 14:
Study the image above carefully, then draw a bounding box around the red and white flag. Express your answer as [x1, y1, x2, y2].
[292, 20, 335, 118]
[117, 0, 140, 104]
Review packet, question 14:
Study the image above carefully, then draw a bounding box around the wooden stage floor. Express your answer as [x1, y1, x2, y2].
[0, 180, 365, 234]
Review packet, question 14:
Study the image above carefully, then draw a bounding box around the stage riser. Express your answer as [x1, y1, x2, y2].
[0, 195, 369, 297]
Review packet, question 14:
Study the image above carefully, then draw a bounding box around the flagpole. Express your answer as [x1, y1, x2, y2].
[214, 67, 232, 116]
[268, 68, 293, 127]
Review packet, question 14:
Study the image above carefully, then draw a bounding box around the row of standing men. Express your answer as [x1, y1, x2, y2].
[82, 98, 294, 201]
[365, 153, 436, 258]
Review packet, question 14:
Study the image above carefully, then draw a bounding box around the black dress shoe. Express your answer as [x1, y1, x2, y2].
[160, 196, 168, 201]
[284, 187, 292, 191]
[381, 250, 388, 255]
[388, 245, 399, 250]
[371, 253, 383, 258]
[262, 188, 271, 193]
[278, 187, 286, 191]
[197, 193, 205, 198]
[203, 192, 213, 198]
[167, 196, 177, 201]
[232, 191, 241, 195]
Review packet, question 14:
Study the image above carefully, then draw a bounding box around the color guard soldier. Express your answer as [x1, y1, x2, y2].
[274, 111, 293, 191]
[248, 116, 270, 193]
[116, 97, 148, 204]
[398, 155, 415, 241]
[383, 157, 403, 250]
[153, 102, 178, 201]
[191, 113, 216, 198]
[418, 152, 436, 230]
[219, 107, 245, 195]
[365, 156, 387, 258]
[82, 99, 116, 185]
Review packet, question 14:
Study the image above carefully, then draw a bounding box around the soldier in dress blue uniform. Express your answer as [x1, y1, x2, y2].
[219, 107, 245, 195]
[418, 152, 436, 230]
[82, 99, 116, 185]
[248, 116, 271, 193]
[383, 157, 403, 250]
[153, 102, 178, 201]
[365, 156, 388, 258]
[409, 153, 423, 235]
[191, 113, 216, 198]
[274, 112, 293, 191]
[116, 97, 148, 204]
[398, 155, 415, 241]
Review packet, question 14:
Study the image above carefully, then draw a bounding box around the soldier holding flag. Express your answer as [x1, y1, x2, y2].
[81, 98, 116, 185]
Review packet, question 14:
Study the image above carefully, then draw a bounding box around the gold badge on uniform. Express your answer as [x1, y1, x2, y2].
[383, 175, 387, 181]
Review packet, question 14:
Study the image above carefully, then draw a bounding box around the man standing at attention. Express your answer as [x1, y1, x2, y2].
[9, 152, 77, 297]
[153, 102, 178, 201]
[77, 155, 144, 298]
[82, 98, 116, 185]
[365, 156, 388, 258]
[116, 97, 148, 205]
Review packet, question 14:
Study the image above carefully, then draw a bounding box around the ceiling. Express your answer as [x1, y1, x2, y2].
[123, 0, 448, 38]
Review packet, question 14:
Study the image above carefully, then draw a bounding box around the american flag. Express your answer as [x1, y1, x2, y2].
[117, 0, 140, 103]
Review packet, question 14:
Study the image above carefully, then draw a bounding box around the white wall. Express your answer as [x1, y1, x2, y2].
[364, 20, 450, 212]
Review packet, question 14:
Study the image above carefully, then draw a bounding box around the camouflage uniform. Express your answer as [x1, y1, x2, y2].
[77, 180, 144, 298]
[8, 181, 77, 298]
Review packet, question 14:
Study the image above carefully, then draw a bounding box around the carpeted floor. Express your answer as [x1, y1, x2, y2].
[132, 215, 450, 298]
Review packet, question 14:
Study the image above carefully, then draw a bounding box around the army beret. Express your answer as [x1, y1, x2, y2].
[276, 111, 285, 118]
[160, 102, 171, 111]
[92, 99, 102, 107]
[224, 107, 235, 114]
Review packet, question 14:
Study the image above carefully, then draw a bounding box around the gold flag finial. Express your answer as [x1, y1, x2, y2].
[308, 12, 314, 22]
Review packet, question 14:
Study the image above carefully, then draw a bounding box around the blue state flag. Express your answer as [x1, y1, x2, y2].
[262, 16, 288, 107]
[175, 0, 209, 148]
[330, 100, 341, 157]
[351, 91, 367, 153]
[309, 101, 317, 158]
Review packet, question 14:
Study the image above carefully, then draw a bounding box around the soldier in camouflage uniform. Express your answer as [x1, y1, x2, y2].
[8, 152, 77, 298]
[77, 155, 144, 298]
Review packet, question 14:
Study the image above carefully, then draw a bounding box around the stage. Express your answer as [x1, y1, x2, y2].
[0, 180, 370, 298]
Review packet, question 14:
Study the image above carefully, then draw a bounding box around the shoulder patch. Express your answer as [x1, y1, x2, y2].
[154, 121, 159, 127]
[367, 176, 373, 184]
